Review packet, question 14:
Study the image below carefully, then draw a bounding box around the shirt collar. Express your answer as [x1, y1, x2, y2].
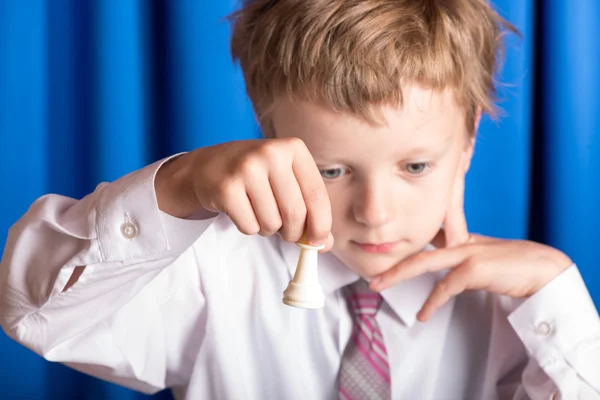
[279, 240, 442, 327]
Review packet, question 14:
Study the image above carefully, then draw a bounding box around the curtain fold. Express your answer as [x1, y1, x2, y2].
[542, 0, 600, 294]
[0, 1, 597, 399]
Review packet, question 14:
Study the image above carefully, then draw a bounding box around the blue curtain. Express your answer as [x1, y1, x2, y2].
[0, 1, 598, 399]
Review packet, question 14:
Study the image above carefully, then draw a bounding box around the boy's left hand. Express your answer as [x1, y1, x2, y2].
[370, 154, 573, 322]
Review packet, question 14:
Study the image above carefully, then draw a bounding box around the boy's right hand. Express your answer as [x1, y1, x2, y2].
[155, 138, 333, 251]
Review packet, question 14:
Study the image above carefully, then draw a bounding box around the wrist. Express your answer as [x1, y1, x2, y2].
[155, 154, 198, 218]
[546, 246, 573, 271]
[532, 246, 573, 294]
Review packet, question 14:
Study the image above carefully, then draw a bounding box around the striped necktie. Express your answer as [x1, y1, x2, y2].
[338, 279, 391, 400]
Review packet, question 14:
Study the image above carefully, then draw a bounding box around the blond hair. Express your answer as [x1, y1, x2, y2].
[230, 0, 517, 135]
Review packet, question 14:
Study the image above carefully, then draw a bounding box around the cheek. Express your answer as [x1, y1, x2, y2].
[326, 188, 351, 229]
[405, 193, 445, 230]
[423, 175, 454, 209]
[406, 176, 455, 236]
[323, 165, 458, 240]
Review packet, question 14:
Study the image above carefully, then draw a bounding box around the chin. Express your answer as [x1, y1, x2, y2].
[332, 240, 425, 278]
[352, 263, 393, 279]
[333, 251, 402, 278]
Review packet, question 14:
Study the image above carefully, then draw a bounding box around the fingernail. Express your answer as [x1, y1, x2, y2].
[309, 240, 325, 246]
[370, 277, 381, 289]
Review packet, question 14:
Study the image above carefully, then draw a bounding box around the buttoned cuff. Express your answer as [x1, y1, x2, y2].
[94, 154, 183, 262]
[508, 265, 600, 367]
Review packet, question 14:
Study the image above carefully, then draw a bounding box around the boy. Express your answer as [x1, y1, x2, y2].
[1, 0, 600, 399]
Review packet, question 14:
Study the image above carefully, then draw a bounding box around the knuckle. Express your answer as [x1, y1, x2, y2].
[283, 136, 306, 151]
[260, 139, 299, 167]
[218, 179, 241, 205]
[305, 183, 329, 208]
[259, 218, 283, 236]
[281, 204, 306, 224]
[238, 154, 264, 178]
[436, 280, 449, 296]
[461, 258, 478, 274]
[258, 141, 283, 162]
[279, 206, 306, 242]
[279, 228, 302, 243]
[434, 278, 457, 302]
[412, 251, 429, 265]
[238, 221, 260, 236]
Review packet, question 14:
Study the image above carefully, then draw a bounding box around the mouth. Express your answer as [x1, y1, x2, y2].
[351, 240, 400, 254]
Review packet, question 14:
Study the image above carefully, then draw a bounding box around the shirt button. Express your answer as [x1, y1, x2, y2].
[120, 222, 138, 239]
[536, 321, 552, 336]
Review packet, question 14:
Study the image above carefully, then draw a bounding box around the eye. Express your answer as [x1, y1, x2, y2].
[405, 162, 429, 175]
[319, 167, 347, 180]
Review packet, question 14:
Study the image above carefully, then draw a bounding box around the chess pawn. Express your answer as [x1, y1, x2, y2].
[282, 239, 326, 309]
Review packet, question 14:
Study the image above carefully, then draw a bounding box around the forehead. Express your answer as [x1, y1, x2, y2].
[271, 85, 466, 155]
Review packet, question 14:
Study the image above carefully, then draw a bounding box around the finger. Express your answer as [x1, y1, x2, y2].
[433, 229, 487, 248]
[269, 165, 307, 243]
[245, 175, 283, 236]
[291, 142, 332, 245]
[221, 184, 261, 235]
[319, 232, 335, 253]
[370, 247, 468, 291]
[444, 153, 469, 247]
[416, 268, 469, 321]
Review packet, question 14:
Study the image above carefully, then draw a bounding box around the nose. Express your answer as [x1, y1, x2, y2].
[352, 178, 395, 228]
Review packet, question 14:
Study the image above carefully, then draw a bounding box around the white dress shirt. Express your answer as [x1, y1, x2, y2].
[1, 157, 600, 400]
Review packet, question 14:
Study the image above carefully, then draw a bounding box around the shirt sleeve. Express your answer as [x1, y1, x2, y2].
[507, 265, 600, 399]
[0, 155, 213, 394]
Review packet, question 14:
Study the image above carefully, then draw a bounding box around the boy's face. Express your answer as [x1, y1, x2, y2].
[272, 84, 474, 278]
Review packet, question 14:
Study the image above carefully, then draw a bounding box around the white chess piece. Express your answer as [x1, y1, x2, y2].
[282, 238, 325, 309]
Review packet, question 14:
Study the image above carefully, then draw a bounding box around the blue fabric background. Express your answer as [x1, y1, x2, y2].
[0, 1, 598, 398]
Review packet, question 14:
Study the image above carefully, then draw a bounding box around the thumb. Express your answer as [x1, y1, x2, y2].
[444, 153, 469, 247]
[319, 232, 335, 253]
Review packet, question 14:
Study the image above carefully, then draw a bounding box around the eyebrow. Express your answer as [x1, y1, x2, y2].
[312, 135, 455, 165]
[399, 133, 456, 158]
[400, 142, 453, 159]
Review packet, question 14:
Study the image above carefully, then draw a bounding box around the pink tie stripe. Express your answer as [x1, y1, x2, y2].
[338, 280, 391, 400]
[353, 312, 390, 375]
[356, 321, 387, 358]
[348, 294, 382, 315]
[339, 387, 352, 400]
[352, 328, 390, 382]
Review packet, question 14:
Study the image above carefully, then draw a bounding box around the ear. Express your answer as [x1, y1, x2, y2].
[462, 107, 481, 173]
